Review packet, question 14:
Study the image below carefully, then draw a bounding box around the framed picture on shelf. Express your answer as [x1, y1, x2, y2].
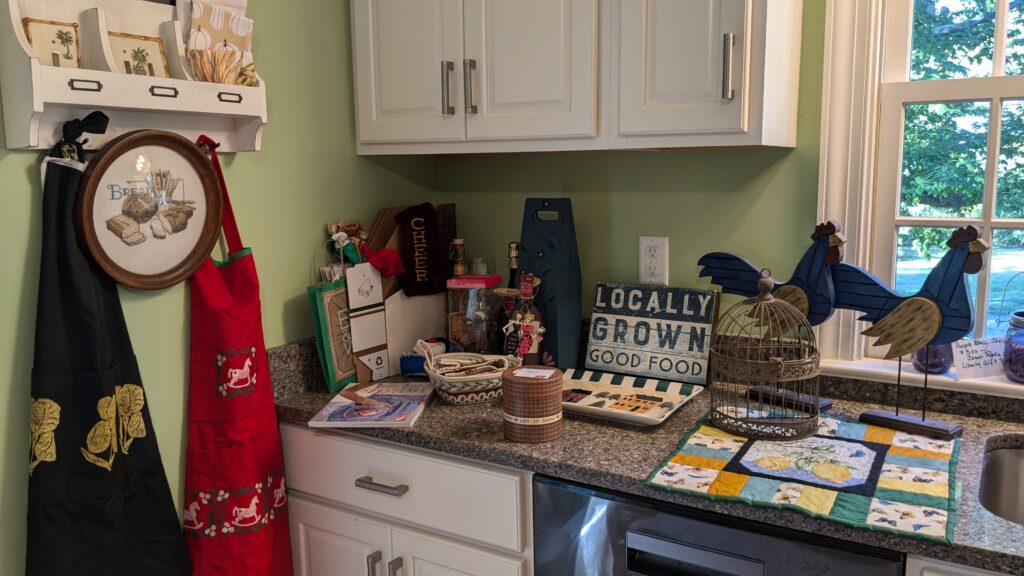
[75, 130, 222, 291]
[22, 18, 81, 69]
[107, 32, 170, 77]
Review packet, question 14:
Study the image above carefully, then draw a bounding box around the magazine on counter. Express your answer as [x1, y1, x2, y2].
[308, 381, 434, 428]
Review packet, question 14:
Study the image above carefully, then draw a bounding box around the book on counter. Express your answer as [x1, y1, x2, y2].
[308, 381, 434, 428]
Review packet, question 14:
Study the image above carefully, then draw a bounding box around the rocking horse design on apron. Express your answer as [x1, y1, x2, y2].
[183, 136, 293, 575]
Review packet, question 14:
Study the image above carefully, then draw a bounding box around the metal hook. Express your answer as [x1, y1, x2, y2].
[994, 271, 1024, 328]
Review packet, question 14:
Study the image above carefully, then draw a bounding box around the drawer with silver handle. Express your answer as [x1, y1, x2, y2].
[281, 424, 529, 553]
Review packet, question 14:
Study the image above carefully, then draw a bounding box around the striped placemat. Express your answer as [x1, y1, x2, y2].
[563, 368, 698, 397]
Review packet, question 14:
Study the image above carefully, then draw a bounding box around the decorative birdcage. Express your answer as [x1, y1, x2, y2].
[709, 271, 821, 440]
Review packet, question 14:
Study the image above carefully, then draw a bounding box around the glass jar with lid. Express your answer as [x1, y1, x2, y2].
[1005, 311, 1024, 384]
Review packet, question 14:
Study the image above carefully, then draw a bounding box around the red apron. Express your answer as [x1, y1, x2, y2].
[184, 136, 293, 575]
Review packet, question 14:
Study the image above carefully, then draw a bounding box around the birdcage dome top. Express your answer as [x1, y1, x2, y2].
[712, 270, 817, 361]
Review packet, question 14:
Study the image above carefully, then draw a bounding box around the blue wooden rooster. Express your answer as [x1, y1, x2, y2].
[831, 225, 989, 359]
[697, 220, 846, 326]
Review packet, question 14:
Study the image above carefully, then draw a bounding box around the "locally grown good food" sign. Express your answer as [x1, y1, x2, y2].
[586, 283, 718, 384]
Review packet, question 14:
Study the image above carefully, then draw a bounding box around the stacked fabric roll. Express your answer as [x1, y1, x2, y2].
[501, 367, 563, 443]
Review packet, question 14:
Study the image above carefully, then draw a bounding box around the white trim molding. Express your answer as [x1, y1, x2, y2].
[822, 359, 1024, 400]
[816, 0, 885, 361]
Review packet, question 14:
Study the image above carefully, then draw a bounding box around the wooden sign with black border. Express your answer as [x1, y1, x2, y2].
[585, 283, 719, 384]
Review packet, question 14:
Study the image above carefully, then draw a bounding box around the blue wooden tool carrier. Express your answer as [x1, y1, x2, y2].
[518, 198, 583, 369]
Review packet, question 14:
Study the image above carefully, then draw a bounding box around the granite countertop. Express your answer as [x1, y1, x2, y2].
[277, 385, 1024, 574]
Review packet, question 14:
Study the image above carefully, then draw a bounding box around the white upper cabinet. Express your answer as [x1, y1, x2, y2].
[351, 0, 802, 154]
[352, 0, 465, 142]
[463, 0, 597, 140]
[618, 0, 748, 136]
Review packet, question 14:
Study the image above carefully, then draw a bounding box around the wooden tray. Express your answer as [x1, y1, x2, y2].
[561, 368, 703, 427]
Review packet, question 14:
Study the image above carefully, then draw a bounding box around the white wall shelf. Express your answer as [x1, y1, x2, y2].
[0, 0, 267, 152]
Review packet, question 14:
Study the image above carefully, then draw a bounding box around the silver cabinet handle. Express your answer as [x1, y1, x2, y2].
[387, 557, 403, 576]
[366, 550, 382, 576]
[441, 60, 455, 116]
[722, 33, 736, 100]
[355, 475, 409, 497]
[463, 59, 478, 114]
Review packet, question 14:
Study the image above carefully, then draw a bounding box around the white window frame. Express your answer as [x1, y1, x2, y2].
[817, 0, 1024, 397]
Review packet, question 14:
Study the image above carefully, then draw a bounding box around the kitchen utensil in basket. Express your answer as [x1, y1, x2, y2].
[709, 271, 821, 440]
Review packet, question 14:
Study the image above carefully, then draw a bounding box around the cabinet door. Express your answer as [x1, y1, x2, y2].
[390, 527, 525, 576]
[618, 0, 749, 135]
[352, 0, 465, 142]
[906, 556, 1009, 576]
[463, 0, 597, 140]
[290, 495, 390, 576]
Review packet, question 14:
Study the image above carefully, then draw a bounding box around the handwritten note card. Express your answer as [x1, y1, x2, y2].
[952, 337, 1007, 380]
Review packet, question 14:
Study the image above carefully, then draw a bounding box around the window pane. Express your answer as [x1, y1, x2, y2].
[911, 0, 995, 81]
[900, 102, 989, 218]
[987, 229, 1024, 334]
[895, 226, 958, 295]
[997, 100, 1024, 218]
[1006, 2, 1024, 75]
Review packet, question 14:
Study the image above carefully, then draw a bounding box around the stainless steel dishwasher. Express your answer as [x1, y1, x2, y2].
[534, 475, 904, 576]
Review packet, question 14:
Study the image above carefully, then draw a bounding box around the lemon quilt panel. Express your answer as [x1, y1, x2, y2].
[645, 416, 960, 544]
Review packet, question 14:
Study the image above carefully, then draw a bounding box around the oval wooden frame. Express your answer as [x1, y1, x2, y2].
[75, 130, 222, 291]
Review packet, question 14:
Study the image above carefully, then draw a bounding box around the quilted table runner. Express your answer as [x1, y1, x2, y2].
[646, 415, 960, 543]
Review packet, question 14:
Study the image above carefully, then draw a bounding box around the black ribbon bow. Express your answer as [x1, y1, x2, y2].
[49, 111, 110, 161]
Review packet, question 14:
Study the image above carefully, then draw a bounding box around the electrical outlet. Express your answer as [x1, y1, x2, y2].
[638, 236, 669, 286]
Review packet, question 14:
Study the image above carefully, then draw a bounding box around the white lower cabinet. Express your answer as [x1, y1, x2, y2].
[282, 424, 533, 576]
[290, 495, 390, 576]
[906, 556, 1010, 576]
[391, 527, 525, 576]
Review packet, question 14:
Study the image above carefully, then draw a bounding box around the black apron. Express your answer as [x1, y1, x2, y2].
[27, 117, 191, 575]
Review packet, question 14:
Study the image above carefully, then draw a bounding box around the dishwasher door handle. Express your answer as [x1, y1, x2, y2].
[626, 531, 765, 576]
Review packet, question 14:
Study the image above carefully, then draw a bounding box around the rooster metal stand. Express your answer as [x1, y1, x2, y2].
[832, 225, 989, 440]
[698, 220, 846, 413]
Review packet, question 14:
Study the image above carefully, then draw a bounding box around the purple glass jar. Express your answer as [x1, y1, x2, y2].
[911, 342, 954, 375]
[1005, 311, 1024, 384]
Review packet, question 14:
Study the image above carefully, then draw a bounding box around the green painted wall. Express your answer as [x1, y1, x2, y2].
[1, 1, 825, 573]
[0, 1, 433, 573]
[435, 2, 826, 313]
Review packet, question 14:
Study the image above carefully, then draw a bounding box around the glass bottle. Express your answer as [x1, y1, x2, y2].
[911, 343, 953, 375]
[450, 239, 468, 277]
[507, 242, 520, 289]
[501, 241, 521, 343]
[1005, 311, 1024, 384]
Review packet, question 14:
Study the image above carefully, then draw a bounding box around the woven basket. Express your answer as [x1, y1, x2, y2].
[420, 347, 521, 405]
[502, 366, 564, 443]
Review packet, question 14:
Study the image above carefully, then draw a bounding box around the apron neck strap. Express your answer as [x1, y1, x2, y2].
[197, 136, 244, 255]
[49, 111, 109, 161]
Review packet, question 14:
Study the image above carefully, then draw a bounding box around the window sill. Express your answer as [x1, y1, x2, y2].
[821, 359, 1024, 400]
